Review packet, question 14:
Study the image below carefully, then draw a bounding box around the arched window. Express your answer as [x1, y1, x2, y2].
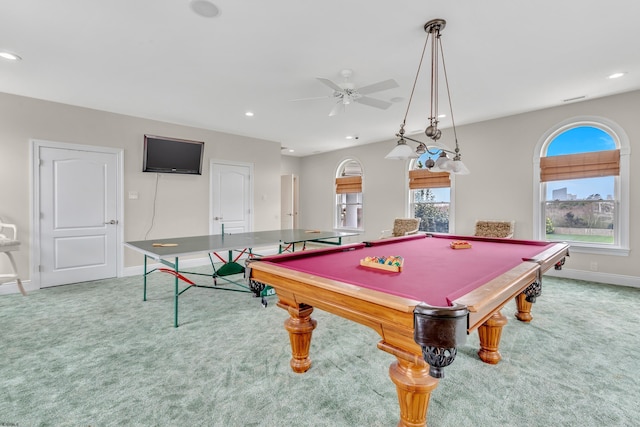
[534, 117, 630, 255]
[335, 159, 363, 230]
[408, 151, 454, 233]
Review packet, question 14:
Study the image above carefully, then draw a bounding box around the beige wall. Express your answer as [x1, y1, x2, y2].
[0, 92, 282, 278]
[296, 90, 640, 285]
[280, 155, 302, 177]
[2, 89, 638, 288]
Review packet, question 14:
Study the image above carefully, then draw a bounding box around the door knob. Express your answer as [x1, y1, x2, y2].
[214, 216, 223, 220]
[104, 220, 118, 225]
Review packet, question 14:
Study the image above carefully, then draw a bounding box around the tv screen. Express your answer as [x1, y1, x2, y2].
[143, 135, 204, 175]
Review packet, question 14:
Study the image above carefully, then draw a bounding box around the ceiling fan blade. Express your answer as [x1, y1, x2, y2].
[316, 77, 343, 92]
[355, 96, 392, 110]
[328, 102, 344, 117]
[289, 95, 332, 102]
[357, 79, 399, 95]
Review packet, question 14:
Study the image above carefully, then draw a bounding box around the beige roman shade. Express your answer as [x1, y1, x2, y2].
[540, 149, 620, 182]
[335, 176, 362, 194]
[409, 169, 450, 189]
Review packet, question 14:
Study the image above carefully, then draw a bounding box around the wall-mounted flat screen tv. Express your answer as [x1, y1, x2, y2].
[143, 135, 204, 175]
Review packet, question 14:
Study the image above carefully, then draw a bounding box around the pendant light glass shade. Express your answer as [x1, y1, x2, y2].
[385, 139, 419, 159]
[451, 159, 470, 175]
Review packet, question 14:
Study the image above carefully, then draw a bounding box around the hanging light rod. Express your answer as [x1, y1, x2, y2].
[386, 18, 469, 175]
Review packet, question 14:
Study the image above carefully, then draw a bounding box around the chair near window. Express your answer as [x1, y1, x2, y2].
[474, 220, 515, 239]
[0, 219, 27, 295]
[380, 218, 421, 239]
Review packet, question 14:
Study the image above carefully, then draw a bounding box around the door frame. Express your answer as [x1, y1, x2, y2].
[281, 174, 299, 229]
[30, 139, 124, 289]
[209, 159, 254, 234]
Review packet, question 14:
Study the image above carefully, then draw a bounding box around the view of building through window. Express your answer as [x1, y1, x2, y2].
[543, 126, 617, 244]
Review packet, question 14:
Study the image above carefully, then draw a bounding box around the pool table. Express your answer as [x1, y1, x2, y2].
[247, 233, 569, 427]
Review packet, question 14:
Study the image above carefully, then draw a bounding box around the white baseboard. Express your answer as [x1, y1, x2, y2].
[544, 267, 640, 289]
[0, 279, 37, 295]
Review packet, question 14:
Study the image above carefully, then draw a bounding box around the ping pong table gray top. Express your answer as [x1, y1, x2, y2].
[124, 229, 358, 259]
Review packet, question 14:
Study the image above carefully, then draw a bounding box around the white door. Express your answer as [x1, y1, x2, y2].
[210, 161, 252, 234]
[281, 174, 299, 229]
[36, 143, 120, 287]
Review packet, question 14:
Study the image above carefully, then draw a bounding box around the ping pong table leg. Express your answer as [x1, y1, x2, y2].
[143, 256, 148, 301]
[174, 257, 179, 328]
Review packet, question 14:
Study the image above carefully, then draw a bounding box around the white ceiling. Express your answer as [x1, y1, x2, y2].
[2, 0, 639, 157]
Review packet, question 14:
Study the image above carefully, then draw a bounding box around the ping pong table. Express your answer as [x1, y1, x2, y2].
[125, 229, 357, 327]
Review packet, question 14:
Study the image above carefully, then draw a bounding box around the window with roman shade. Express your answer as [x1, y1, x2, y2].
[534, 120, 629, 254]
[335, 176, 362, 193]
[409, 154, 453, 233]
[540, 149, 620, 182]
[335, 159, 363, 230]
[409, 169, 450, 189]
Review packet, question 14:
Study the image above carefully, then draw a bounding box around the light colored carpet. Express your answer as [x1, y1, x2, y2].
[1, 271, 639, 426]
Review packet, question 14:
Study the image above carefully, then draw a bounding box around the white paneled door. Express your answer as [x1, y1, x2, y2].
[210, 161, 252, 234]
[36, 143, 120, 287]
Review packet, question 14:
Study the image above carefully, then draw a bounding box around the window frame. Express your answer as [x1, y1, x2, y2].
[533, 116, 630, 256]
[334, 158, 364, 232]
[408, 159, 456, 234]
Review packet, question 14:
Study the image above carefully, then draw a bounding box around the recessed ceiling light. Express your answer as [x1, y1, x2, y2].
[608, 72, 626, 79]
[190, 0, 220, 18]
[0, 51, 22, 61]
[245, 111, 254, 117]
[288, 149, 294, 153]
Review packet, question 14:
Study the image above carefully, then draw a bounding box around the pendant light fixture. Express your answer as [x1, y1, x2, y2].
[386, 19, 469, 175]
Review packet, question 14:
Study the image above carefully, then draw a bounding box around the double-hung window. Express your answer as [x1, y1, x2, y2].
[409, 153, 452, 233]
[335, 159, 363, 231]
[535, 118, 629, 255]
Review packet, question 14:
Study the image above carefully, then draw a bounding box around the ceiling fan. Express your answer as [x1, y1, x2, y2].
[294, 69, 399, 116]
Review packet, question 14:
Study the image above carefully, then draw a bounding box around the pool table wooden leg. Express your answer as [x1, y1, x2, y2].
[280, 303, 317, 373]
[514, 293, 534, 322]
[388, 356, 439, 427]
[477, 310, 508, 364]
